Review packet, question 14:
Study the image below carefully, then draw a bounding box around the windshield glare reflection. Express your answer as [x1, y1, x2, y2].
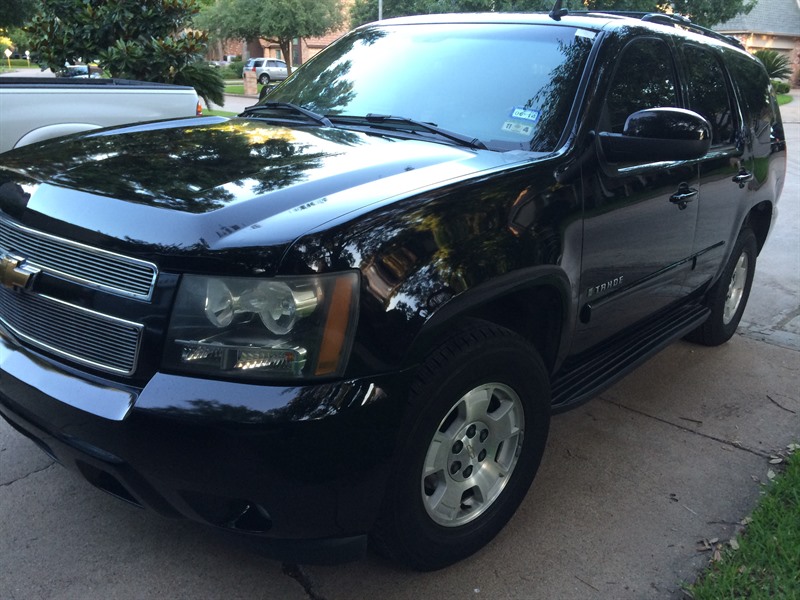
[264, 23, 595, 152]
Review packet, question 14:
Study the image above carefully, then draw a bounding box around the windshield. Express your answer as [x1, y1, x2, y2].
[262, 22, 596, 152]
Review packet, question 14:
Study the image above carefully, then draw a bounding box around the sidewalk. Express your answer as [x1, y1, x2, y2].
[205, 92, 256, 114]
[781, 88, 800, 123]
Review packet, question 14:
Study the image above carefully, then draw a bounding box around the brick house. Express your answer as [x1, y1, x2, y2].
[713, 0, 800, 86]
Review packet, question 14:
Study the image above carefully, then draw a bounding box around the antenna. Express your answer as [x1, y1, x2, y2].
[549, 0, 569, 21]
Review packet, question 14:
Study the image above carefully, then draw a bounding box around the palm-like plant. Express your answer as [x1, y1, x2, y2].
[754, 49, 792, 80]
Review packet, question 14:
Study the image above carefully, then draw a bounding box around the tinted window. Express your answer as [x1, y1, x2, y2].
[264, 23, 596, 151]
[726, 51, 772, 144]
[684, 45, 735, 146]
[602, 37, 677, 133]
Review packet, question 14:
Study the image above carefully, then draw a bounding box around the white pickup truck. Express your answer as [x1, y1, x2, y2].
[0, 77, 201, 154]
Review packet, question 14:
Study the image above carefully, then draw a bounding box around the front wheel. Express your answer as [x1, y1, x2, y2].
[688, 227, 757, 346]
[371, 325, 550, 570]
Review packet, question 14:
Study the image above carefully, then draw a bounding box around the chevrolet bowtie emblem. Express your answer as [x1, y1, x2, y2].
[0, 252, 40, 291]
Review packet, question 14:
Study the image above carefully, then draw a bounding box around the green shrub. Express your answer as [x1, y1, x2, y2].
[754, 49, 792, 80]
[221, 60, 244, 80]
[772, 79, 791, 94]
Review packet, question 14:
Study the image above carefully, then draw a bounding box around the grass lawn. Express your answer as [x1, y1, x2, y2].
[225, 83, 245, 95]
[687, 446, 800, 598]
[225, 82, 263, 96]
[2, 58, 37, 68]
[204, 109, 237, 117]
[777, 94, 792, 106]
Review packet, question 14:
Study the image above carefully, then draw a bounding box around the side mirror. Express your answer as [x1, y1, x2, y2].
[598, 107, 711, 163]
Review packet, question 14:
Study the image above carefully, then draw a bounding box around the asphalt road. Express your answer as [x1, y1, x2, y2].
[0, 67, 53, 77]
[1, 93, 798, 600]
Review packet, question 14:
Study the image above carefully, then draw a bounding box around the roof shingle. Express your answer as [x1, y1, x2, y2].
[713, 0, 800, 37]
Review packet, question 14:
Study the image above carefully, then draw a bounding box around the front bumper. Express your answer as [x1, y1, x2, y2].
[0, 335, 410, 563]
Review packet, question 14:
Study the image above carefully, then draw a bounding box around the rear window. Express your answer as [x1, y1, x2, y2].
[726, 52, 773, 144]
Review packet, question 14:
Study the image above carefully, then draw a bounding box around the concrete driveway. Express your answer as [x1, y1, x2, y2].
[1, 93, 798, 600]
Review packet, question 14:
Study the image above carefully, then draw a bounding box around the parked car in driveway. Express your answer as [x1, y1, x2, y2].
[0, 11, 786, 571]
[242, 57, 288, 84]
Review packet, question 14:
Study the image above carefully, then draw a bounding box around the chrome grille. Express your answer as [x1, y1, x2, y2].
[0, 217, 157, 300]
[0, 287, 142, 375]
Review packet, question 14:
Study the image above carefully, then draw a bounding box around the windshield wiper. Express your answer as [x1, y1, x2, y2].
[328, 114, 487, 150]
[241, 102, 333, 127]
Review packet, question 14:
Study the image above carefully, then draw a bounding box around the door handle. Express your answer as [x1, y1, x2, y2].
[732, 169, 753, 188]
[670, 185, 698, 210]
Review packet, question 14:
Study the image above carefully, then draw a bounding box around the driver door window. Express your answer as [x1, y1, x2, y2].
[602, 38, 678, 134]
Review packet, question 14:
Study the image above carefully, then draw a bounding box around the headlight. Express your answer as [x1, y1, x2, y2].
[163, 272, 359, 379]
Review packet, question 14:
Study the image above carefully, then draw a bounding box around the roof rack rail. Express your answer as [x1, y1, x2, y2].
[579, 10, 746, 50]
[640, 12, 745, 49]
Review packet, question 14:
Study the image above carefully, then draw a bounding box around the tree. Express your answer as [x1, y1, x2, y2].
[350, 0, 755, 29]
[0, 34, 12, 54]
[4, 26, 34, 56]
[197, 0, 344, 72]
[26, 0, 224, 105]
[585, 0, 758, 28]
[0, 0, 39, 28]
[670, 0, 756, 28]
[753, 49, 792, 81]
[350, 0, 550, 26]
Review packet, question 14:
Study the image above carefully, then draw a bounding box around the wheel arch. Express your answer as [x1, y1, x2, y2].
[405, 267, 573, 376]
[743, 200, 773, 255]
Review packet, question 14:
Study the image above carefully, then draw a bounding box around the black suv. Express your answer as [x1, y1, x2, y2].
[0, 12, 786, 570]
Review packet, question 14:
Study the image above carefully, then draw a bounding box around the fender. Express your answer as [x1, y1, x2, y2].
[408, 266, 575, 375]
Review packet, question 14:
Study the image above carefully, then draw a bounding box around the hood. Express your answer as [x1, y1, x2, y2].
[0, 117, 531, 265]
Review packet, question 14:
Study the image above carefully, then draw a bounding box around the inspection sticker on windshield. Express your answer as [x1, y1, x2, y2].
[510, 107, 541, 122]
[502, 121, 534, 136]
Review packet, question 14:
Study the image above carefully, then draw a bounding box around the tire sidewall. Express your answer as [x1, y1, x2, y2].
[387, 332, 550, 568]
[707, 228, 757, 343]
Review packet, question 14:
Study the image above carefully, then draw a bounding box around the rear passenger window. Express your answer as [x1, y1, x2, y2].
[684, 46, 736, 146]
[603, 38, 678, 133]
[727, 53, 772, 144]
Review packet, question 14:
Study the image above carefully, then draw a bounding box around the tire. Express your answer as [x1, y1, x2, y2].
[688, 227, 757, 346]
[371, 324, 551, 570]
[258, 73, 270, 85]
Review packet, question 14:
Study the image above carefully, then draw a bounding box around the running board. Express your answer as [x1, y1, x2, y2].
[550, 303, 710, 413]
